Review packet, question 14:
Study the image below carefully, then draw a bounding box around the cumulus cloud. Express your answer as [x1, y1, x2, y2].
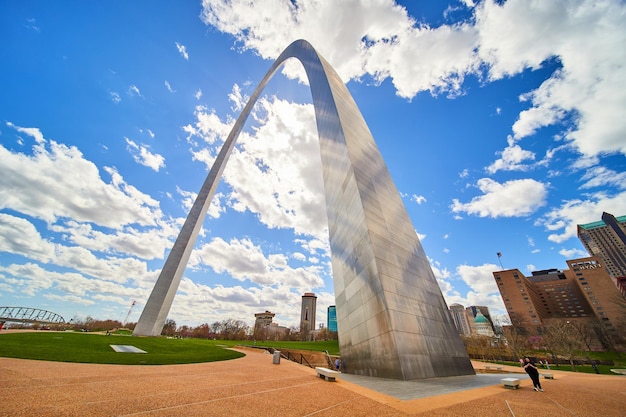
[0, 124, 162, 229]
[537, 190, 626, 243]
[200, 0, 626, 160]
[186, 88, 328, 241]
[486, 136, 536, 174]
[125, 137, 166, 172]
[559, 247, 588, 259]
[451, 178, 548, 218]
[448, 263, 507, 315]
[188, 236, 326, 290]
[0, 262, 145, 303]
[475, 0, 626, 158]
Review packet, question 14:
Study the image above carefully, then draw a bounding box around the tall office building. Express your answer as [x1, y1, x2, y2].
[578, 212, 626, 283]
[449, 304, 472, 336]
[300, 292, 317, 341]
[449, 304, 497, 336]
[253, 310, 275, 340]
[493, 256, 624, 347]
[327, 305, 337, 332]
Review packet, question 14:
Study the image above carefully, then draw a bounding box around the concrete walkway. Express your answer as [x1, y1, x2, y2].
[1, 348, 624, 416]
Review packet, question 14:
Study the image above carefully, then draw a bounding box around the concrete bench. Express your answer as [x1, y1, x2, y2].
[501, 377, 520, 389]
[316, 367, 340, 381]
[542, 373, 554, 379]
[485, 365, 503, 371]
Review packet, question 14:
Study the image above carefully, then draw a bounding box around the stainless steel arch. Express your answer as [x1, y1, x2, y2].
[134, 40, 473, 380]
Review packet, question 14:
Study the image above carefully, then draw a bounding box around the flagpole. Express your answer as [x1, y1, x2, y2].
[497, 252, 504, 269]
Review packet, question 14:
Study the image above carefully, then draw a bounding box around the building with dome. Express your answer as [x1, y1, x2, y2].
[474, 311, 495, 337]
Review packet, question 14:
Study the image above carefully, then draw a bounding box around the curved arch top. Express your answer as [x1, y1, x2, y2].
[133, 40, 473, 380]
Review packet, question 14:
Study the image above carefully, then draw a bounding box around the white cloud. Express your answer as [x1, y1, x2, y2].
[200, 0, 626, 160]
[486, 135, 536, 174]
[538, 190, 626, 243]
[195, 89, 203, 100]
[1, 124, 162, 229]
[164, 80, 176, 93]
[25, 18, 40, 32]
[110, 91, 121, 103]
[0, 261, 145, 303]
[579, 166, 626, 190]
[475, 0, 626, 158]
[0, 213, 55, 261]
[0, 212, 164, 286]
[6, 122, 45, 143]
[175, 42, 189, 60]
[188, 237, 326, 290]
[200, 0, 480, 98]
[411, 194, 427, 204]
[453, 263, 506, 314]
[451, 178, 548, 218]
[187, 92, 328, 241]
[559, 247, 588, 259]
[128, 85, 142, 97]
[432, 259, 507, 315]
[125, 137, 166, 172]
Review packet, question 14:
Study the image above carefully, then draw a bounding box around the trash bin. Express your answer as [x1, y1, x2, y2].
[273, 350, 281, 364]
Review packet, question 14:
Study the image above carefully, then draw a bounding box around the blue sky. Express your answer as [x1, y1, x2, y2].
[1, 0, 625, 330]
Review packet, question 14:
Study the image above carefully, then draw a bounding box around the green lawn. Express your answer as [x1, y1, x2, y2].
[245, 339, 340, 355]
[0, 332, 243, 365]
[491, 354, 626, 376]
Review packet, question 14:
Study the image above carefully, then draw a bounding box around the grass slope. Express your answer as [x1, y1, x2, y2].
[0, 332, 243, 365]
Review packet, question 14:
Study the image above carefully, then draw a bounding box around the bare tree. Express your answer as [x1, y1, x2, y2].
[161, 319, 177, 337]
[542, 321, 582, 371]
[501, 315, 531, 360]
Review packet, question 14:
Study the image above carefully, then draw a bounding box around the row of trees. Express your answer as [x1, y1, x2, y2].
[10, 315, 338, 342]
[463, 314, 625, 371]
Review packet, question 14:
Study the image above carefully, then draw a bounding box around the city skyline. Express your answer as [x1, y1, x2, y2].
[1, 1, 625, 329]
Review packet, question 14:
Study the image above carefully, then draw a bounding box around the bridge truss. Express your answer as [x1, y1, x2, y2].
[0, 307, 66, 324]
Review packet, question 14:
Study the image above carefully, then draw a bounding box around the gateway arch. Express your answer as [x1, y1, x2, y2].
[134, 40, 474, 380]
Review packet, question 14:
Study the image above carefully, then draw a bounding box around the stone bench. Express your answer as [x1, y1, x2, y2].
[542, 373, 554, 379]
[501, 377, 520, 389]
[316, 367, 340, 381]
[485, 365, 503, 371]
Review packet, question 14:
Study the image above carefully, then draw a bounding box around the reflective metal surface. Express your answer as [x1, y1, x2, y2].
[134, 39, 473, 380]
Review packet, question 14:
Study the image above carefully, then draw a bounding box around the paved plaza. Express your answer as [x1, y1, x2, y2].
[1, 347, 624, 416]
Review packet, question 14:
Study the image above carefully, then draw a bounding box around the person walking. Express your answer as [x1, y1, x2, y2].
[522, 357, 543, 391]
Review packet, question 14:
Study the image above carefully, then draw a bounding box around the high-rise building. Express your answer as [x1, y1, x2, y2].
[578, 212, 626, 283]
[448, 304, 497, 336]
[327, 305, 337, 332]
[493, 256, 624, 346]
[253, 310, 275, 340]
[300, 292, 317, 341]
[449, 304, 472, 336]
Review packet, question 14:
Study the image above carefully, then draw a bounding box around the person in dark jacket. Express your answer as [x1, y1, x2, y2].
[522, 357, 543, 391]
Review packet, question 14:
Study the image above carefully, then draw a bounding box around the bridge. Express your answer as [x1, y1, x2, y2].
[0, 307, 66, 330]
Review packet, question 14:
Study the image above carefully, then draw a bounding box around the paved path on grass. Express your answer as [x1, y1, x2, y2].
[1, 347, 624, 416]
